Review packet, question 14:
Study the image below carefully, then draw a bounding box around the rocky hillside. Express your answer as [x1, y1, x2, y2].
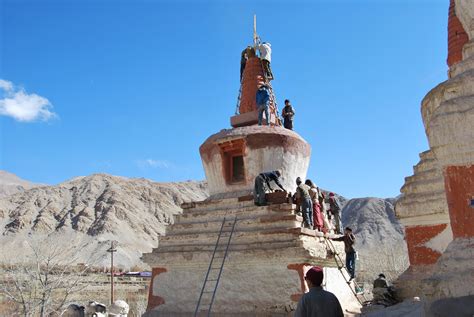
[341, 197, 409, 282]
[0, 173, 208, 268]
[0, 170, 40, 198]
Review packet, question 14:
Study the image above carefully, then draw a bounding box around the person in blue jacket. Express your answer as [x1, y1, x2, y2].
[256, 83, 270, 125]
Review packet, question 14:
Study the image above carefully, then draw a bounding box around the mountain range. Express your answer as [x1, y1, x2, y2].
[0, 170, 41, 198]
[0, 171, 407, 278]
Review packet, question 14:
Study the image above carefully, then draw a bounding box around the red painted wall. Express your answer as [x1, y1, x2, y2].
[405, 224, 447, 265]
[444, 165, 474, 238]
[146, 267, 167, 311]
[239, 57, 266, 114]
[447, 0, 469, 67]
[288, 263, 311, 302]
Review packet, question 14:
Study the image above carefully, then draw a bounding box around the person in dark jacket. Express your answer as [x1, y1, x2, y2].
[295, 177, 313, 229]
[253, 170, 285, 206]
[256, 84, 271, 126]
[328, 192, 343, 234]
[295, 266, 344, 317]
[373, 273, 398, 305]
[332, 227, 356, 280]
[373, 273, 389, 289]
[282, 99, 295, 130]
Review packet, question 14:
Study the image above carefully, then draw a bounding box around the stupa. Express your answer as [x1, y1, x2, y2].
[396, 0, 474, 304]
[143, 25, 361, 316]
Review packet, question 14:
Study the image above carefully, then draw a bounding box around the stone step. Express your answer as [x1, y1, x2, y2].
[154, 239, 302, 254]
[167, 214, 300, 236]
[146, 245, 313, 266]
[399, 190, 446, 203]
[175, 203, 295, 224]
[400, 177, 445, 195]
[158, 227, 305, 248]
[396, 191, 448, 217]
[418, 150, 434, 161]
[413, 159, 438, 174]
[403, 168, 442, 185]
[181, 198, 256, 213]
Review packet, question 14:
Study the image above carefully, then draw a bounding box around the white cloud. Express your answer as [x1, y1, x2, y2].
[137, 158, 172, 169]
[0, 79, 14, 91]
[0, 79, 57, 122]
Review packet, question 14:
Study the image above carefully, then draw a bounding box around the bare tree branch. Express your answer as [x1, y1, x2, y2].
[0, 236, 100, 316]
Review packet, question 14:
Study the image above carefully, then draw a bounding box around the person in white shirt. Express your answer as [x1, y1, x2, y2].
[257, 41, 273, 80]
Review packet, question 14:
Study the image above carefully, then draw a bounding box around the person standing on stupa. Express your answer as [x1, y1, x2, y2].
[256, 83, 270, 125]
[282, 99, 295, 130]
[256, 40, 273, 80]
[305, 179, 324, 232]
[295, 177, 313, 229]
[328, 192, 343, 234]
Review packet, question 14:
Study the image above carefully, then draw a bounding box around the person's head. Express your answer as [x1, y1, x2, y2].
[329, 192, 335, 197]
[379, 273, 386, 279]
[305, 266, 324, 287]
[296, 177, 302, 185]
[345, 227, 353, 235]
[305, 179, 314, 187]
[285, 99, 290, 105]
[274, 170, 281, 177]
[108, 300, 129, 317]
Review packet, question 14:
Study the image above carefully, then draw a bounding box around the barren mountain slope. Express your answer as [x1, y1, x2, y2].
[0, 172, 405, 274]
[0, 174, 208, 268]
[341, 197, 409, 281]
[0, 170, 40, 198]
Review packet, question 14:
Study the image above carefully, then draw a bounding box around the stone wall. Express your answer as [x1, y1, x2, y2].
[143, 197, 361, 316]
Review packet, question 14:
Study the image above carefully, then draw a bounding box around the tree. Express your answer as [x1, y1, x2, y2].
[0, 237, 98, 317]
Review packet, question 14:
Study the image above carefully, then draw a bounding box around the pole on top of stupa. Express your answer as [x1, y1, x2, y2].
[253, 14, 258, 48]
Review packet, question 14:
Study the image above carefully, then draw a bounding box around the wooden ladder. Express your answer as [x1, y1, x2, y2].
[194, 216, 238, 317]
[323, 237, 368, 305]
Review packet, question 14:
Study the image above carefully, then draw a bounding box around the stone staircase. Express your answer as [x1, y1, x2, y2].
[144, 196, 339, 266]
[396, 150, 448, 219]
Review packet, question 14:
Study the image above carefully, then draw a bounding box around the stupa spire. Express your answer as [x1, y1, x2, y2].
[231, 17, 281, 127]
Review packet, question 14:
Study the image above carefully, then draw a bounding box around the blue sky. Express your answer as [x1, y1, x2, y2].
[0, 0, 448, 198]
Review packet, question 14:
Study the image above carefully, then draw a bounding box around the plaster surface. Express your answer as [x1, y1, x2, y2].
[200, 126, 311, 199]
[143, 197, 361, 316]
[396, 0, 474, 303]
